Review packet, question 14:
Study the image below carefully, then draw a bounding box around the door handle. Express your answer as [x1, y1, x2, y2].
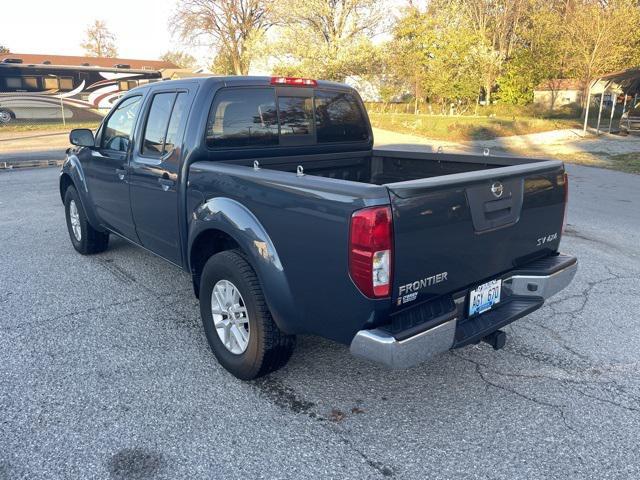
[158, 177, 175, 191]
[115, 168, 127, 180]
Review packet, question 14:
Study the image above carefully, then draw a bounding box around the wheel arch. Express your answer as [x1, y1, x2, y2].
[188, 197, 300, 335]
[59, 155, 102, 230]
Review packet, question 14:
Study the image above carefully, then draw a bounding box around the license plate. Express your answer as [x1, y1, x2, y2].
[468, 279, 502, 317]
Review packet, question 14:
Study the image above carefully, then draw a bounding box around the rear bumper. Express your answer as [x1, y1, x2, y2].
[350, 254, 577, 369]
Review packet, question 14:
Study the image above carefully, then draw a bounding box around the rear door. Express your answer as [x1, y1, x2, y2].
[129, 89, 193, 265]
[386, 162, 567, 308]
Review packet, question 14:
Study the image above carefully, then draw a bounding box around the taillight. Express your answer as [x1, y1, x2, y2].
[562, 172, 569, 233]
[270, 76, 317, 87]
[349, 206, 393, 298]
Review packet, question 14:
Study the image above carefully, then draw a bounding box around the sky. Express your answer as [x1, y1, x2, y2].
[2, 0, 187, 61]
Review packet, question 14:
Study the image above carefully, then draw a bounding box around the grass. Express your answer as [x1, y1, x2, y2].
[0, 121, 100, 135]
[606, 152, 640, 175]
[368, 112, 582, 141]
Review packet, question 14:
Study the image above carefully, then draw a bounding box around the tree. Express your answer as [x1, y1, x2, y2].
[564, 0, 640, 107]
[496, 2, 568, 105]
[0, 45, 9, 54]
[160, 50, 198, 69]
[445, 0, 528, 104]
[385, 5, 484, 113]
[268, 0, 387, 81]
[81, 20, 119, 57]
[173, 0, 272, 75]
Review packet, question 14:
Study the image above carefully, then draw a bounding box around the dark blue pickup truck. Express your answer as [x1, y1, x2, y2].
[60, 76, 577, 380]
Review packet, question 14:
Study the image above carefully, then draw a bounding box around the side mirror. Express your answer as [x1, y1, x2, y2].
[69, 128, 95, 147]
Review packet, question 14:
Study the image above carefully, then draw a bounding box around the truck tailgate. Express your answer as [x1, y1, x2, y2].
[386, 160, 567, 308]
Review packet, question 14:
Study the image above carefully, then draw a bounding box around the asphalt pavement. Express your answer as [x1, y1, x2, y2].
[1, 165, 639, 479]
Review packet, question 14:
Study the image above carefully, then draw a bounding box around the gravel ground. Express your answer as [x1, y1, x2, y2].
[1, 165, 639, 480]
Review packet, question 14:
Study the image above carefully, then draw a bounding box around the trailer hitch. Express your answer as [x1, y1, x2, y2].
[482, 330, 506, 350]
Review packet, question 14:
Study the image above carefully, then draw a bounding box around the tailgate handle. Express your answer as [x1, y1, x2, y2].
[484, 197, 512, 213]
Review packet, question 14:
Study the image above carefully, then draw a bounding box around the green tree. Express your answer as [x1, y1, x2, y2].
[81, 20, 118, 57]
[160, 50, 198, 69]
[564, 0, 640, 106]
[268, 0, 387, 81]
[173, 0, 272, 75]
[496, 3, 568, 105]
[385, 5, 485, 113]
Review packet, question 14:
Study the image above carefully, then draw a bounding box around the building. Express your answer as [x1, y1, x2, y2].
[1, 53, 177, 71]
[533, 79, 584, 109]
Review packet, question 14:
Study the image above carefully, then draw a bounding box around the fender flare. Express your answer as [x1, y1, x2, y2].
[59, 154, 102, 230]
[188, 197, 300, 335]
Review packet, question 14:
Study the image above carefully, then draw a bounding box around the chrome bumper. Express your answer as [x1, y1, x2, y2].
[502, 260, 577, 300]
[350, 260, 578, 369]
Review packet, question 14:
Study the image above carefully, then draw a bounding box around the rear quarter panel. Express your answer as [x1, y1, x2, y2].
[187, 162, 392, 344]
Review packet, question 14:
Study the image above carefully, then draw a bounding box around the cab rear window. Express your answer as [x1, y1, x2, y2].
[206, 87, 367, 149]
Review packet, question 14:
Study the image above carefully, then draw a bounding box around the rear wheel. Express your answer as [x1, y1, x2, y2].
[64, 186, 109, 254]
[199, 250, 296, 380]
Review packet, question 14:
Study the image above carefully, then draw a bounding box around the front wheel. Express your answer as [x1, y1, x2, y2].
[0, 109, 13, 124]
[199, 250, 296, 380]
[64, 186, 109, 254]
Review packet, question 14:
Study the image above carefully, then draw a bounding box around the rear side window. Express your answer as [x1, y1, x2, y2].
[164, 93, 189, 154]
[206, 88, 278, 148]
[142, 92, 189, 157]
[314, 90, 368, 143]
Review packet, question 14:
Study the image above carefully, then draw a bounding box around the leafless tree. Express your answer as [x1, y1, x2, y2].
[81, 20, 119, 58]
[173, 0, 272, 75]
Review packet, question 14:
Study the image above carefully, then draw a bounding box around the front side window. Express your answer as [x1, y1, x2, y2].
[206, 88, 278, 148]
[278, 96, 313, 136]
[314, 90, 368, 143]
[142, 92, 175, 156]
[101, 96, 142, 152]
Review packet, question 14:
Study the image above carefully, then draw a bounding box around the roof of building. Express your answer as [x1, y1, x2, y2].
[0, 53, 177, 70]
[535, 79, 583, 91]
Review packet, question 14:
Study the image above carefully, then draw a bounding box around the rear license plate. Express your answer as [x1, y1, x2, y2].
[469, 279, 502, 317]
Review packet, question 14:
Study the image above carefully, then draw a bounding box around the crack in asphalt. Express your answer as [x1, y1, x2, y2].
[453, 353, 582, 435]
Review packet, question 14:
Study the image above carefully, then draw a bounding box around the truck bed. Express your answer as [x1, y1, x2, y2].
[214, 148, 566, 318]
[224, 148, 546, 186]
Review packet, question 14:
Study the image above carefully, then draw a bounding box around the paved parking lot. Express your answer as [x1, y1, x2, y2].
[1, 165, 639, 479]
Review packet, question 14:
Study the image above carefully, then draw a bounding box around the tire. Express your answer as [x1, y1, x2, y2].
[199, 250, 296, 380]
[0, 109, 13, 124]
[64, 186, 109, 254]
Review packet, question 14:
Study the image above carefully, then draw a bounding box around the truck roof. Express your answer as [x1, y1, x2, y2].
[137, 75, 355, 93]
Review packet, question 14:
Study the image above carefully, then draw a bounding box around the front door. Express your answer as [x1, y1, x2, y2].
[86, 95, 142, 240]
[129, 90, 192, 265]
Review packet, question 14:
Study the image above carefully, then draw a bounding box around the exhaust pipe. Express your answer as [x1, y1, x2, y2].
[482, 330, 506, 350]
